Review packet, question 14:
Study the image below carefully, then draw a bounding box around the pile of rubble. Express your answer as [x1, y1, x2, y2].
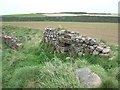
[42, 28, 111, 57]
[2, 35, 23, 49]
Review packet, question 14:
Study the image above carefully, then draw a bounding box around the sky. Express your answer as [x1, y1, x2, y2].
[0, 0, 120, 15]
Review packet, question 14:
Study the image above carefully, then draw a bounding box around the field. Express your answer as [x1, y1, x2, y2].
[2, 23, 118, 88]
[43, 13, 117, 17]
[43, 14, 78, 16]
[2, 22, 118, 44]
[3, 13, 118, 17]
[4, 13, 45, 17]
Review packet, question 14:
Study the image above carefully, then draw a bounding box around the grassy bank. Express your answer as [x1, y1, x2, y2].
[2, 25, 118, 88]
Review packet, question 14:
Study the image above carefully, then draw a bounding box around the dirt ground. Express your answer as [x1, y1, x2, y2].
[2, 22, 118, 45]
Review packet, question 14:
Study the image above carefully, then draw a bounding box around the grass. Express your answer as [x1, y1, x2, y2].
[4, 13, 46, 17]
[2, 25, 118, 88]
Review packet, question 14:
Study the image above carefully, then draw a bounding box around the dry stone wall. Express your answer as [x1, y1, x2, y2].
[2, 35, 23, 49]
[42, 28, 111, 57]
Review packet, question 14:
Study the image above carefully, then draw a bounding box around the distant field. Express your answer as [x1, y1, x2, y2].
[2, 22, 118, 44]
[4, 13, 45, 17]
[43, 13, 118, 17]
[4, 13, 118, 17]
[43, 14, 78, 16]
[2, 13, 118, 23]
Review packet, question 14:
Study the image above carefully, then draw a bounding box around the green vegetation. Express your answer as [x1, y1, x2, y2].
[2, 15, 118, 23]
[4, 13, 45, 17]
[2, 25, 118, 88]
[60, 12, 87, 14]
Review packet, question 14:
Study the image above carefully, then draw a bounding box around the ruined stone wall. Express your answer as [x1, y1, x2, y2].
[42, 28, 111, 57]
[2, 35, 23, 49]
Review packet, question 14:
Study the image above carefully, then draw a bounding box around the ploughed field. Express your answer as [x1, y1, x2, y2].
[2, 22, 118, 45]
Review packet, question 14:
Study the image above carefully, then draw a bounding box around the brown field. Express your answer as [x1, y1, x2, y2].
[2, 22, 118, 45]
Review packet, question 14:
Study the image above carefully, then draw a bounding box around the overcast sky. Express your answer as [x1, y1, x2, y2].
[0, 0, 119, 15]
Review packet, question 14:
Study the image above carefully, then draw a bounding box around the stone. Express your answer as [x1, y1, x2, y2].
[109, 55, 115, 60]
[84, 47, 89, 53]
[65, 34, 73, 39]
[2, 35, 22, 49]
[79, 39, 84, 43]
[82, 44, 87, 48]
[42, 28, 111, 57]
[75, 38, 80, 43]
[78, 52, 83, 56]
[75, 68, 102, 88]
[99, 53, 109, 57]
[89, 46, 95, 50]
[93, 45, 98, 48]
[89, 39, 97, 45]
[102, 47, 110, 54]
[99, 43, 107, 48]
[93, 50, 99, 55]
[75, 68, 91, 78]
[59, 46, 68, 53]
[85, 39, 90, 44]
[81, 37, 86, 41]
[96, 46, 104, 52]
[87, 37, 92, 41]
[57, 30, 66, 35]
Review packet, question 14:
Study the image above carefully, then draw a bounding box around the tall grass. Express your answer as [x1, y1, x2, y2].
[2, 25, 118, 88]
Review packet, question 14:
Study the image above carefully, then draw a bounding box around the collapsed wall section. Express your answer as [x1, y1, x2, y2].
[42, 28, 111, 57]
[2, 35, 23, 49]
